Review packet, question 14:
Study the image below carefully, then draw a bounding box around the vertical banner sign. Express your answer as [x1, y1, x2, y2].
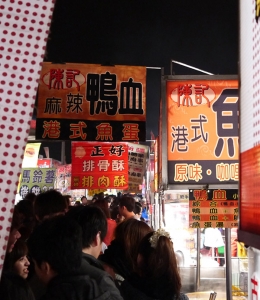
[19, 168, 56, 199]
[55, 164, 72, 194]
[128, 142, 148, 192]
[0, 0, 55, 274]
[167, 79, 239, 184]
[71, 142, 128, 190]
[36, 63, 147, 142]
[189, 189, 238, 228]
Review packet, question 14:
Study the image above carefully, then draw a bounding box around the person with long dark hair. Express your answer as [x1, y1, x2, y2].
[99, 218, 153, 280]
[4, 239, 30, 279]
[120, 228, 189, 300]
[1, 240, 35, 300]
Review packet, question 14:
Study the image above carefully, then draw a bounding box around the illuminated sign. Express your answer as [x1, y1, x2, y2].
[36, 63, 146, 141]
[19, 168, 56, 199]
[189, 189, 238, 228]
[167, 79, 239, 184]
[127, 142, 148, 192]
[71, 142, 128, 190]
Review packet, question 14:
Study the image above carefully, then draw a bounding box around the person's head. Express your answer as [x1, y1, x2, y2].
[63, 195, 71, 210]
[140, 198, 147, 208]
[74, 200, 82, 206]
[27, 215, 82, 285]
[4, 239, 30, 279]
[16, 199, 34, 221]
[98, 192, 104, 199]
[23, 192, 36, 203]
[118, 196, 135, 218]
[66, 206, 107, 258]
[110, 205, 124, 224]
[115, 218, 152, 271]
[92, 199, 111, 218]
[81, 196, 88, 206]
[136, 229, 181, 297]
[15, 199, 35, 241]
[7, 206, 22, 253]
[34, 190, 67, 221]
[134, 202, 142, 218]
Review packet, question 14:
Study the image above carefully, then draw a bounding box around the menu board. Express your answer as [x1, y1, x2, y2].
[189, 189, 238, 228]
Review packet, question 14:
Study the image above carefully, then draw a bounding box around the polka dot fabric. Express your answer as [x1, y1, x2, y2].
[0, 0, 55, 274]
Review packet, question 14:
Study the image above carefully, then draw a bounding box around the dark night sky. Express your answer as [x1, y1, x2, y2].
[39, 0, 239, 162]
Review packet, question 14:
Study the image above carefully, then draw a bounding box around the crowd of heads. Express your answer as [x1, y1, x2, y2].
[0, 189, 185, 300]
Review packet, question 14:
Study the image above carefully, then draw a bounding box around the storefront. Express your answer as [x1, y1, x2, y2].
[154, 74, 243, 299]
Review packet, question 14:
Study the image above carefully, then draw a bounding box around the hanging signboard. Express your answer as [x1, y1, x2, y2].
[127, 142, 148, 192]
[55, 164, 72, 194]
[71, 142, 128, 190]
[189, 189, 238, 228]
[19, 168, 56, 199]
[36, 63, 146, 142]
[22, 143, 41, 168]
[167, 78, 239, 185]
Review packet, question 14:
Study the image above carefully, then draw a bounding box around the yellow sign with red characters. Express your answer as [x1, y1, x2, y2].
[167, 79, 238, 185]
[36, 63, 146, 142]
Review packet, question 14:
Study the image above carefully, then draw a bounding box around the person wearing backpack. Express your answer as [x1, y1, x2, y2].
[27, 215, 111, 300]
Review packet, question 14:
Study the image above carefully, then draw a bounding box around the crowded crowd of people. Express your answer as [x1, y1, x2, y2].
[0, 190, 189, 300]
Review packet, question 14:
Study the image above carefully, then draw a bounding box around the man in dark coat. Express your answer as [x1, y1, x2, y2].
[27, 215, 111, 300]
[67, 206, 123, 300]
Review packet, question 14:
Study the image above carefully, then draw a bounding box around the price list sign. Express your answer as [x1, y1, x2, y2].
[189, 189, 238, 228]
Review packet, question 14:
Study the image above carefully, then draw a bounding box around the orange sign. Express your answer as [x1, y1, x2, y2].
[36, 63, 146, 141]
[189, 189, 238, 228]
[167, 79, 239, 184]
[71, 142, 128, 190]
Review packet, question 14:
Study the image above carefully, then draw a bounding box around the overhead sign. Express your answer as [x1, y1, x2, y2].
[19, 168, 56, 199]
[127, 143, 148, 192]
[22, 143, 41, 168]
[71, 142, 128, 190]
[167, 79, 238, 185]
[55, 164, 72, 194]
[36, 63, 146, 141]
[189, 189, 238, 228]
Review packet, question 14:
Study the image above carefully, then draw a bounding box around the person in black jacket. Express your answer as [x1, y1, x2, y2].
[0, 271, 35, 300]
[27, 215, 110, 300]
[66, 206, 123, 300]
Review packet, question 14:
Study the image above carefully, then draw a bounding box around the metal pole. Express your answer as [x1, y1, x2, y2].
[196, 228, 201, 291]
[154, 192, 159, 230]
[171, 59, 214, 75]
[61, 141, 66, 165]
[225, 228, 232, 300]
